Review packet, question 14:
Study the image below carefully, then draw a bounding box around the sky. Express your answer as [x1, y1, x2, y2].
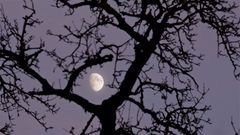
[0, 1, 239, 135]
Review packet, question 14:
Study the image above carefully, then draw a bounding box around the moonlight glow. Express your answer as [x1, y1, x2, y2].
[89, 73, 104, 91]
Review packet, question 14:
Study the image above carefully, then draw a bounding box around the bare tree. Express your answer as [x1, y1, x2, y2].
[0, 0, 239, 135]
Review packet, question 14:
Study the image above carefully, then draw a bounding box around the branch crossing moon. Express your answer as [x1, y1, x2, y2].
[89, 73, 104, 92]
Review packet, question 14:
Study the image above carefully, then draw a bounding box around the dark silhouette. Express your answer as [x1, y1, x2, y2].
[0, 0, 239, 135]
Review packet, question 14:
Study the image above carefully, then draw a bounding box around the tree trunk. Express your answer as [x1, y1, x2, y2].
[99, 109, 116, 135]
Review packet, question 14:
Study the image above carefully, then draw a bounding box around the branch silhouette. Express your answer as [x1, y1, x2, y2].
[0, 0, 239, 135]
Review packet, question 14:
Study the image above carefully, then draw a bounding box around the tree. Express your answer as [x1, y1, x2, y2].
[0, 0, 239, 134]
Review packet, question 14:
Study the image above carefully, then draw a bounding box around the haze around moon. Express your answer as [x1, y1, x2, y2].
[89, 73, 104, 92]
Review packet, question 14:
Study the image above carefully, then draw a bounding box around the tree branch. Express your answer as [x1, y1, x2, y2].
[29, 90, 99, 113]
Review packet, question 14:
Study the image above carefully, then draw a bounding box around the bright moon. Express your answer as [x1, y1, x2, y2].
[89, 73, 104, 92]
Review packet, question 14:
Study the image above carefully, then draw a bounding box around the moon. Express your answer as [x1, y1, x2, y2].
[89, 73, 104, 92]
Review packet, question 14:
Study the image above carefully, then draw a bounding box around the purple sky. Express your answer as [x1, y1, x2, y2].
[0, 1, 239, 135]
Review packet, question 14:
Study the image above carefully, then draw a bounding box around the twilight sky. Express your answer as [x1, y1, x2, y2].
[0, 1, 239, 135]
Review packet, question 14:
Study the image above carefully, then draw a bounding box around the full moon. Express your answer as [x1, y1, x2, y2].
[89, 73, 104, 92]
